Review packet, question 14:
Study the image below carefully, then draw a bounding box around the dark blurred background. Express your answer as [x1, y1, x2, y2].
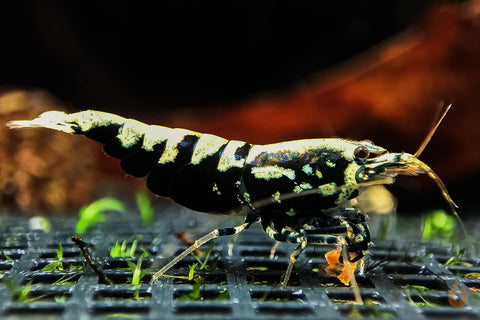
[1, 1, 479, 216]
[0, 1, 429, 110]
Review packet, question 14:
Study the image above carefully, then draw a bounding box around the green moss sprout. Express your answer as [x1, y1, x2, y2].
[41, 244, 66, 271]
[76, 197, 125, 234]
[136, 191, 154, 226]
[422, 209, 455, 241]
[110, 236, 148, 258]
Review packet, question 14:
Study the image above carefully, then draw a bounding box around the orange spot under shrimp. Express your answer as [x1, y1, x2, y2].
[324, 249, 358, 285]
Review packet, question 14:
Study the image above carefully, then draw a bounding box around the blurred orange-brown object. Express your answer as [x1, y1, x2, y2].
[0, 90, 98, 213]
[157, 2, 480, 186]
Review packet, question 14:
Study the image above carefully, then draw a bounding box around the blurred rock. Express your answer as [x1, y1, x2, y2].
[0, 90, 97, 212]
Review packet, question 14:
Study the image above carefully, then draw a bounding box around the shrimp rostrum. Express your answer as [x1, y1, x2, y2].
[8, 108, 458, 287]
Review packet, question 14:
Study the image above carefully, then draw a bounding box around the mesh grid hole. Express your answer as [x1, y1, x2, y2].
[173, 286, 229, 301]
[103, 256, 154, 269]
[0, 250, 24, 260]
[12, 289, 71, 303]
[405, 291, 452, 307]
[250, 288, 306, 302]
[446, 266, 480, 277]
[318, 274, 375, 288]
[243, 258, 289, 271]
[170, 248, 221, 270]
[93, 287, 152, 301]
[170, 270, 227, 285]
[327, 291, 384, 304]
[24, 272, 80, 285]
[0, 234, 28, 249]
[103, 270, 153, 284]
[5, 304, 64, 317]
[31, 258, 85, 271]
[421, 308, 480, 319]
[367, 249, 415, 262]
[0, 260, 14, 271]
[382, 262, 431, 275]
[39, 246, 81, 259]
[436, 255, 477, 265]
[240, 247, 287, 258]
[391, 275, 450, 291]
[463, 279, 480, 291]
[255, 305, 314, 316]
[92, 304, 150, 317]
[174, 303, 232, 316]
[246, 269, 300, 286]
[337, 304, 396, 318]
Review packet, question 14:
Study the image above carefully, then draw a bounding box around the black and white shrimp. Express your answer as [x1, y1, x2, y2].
[8, 107, 459, 290]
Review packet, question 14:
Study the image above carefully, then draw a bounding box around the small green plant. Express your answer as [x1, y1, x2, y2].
[411, 285, 430, 291]
[162, 243, 215, 282]
[136, 191, 154, 226]
[162, 244, 226, 301]
[404, 284, 437, 307]
[7, 279, 33, 302]
[445, 249, 472, 267]
[5, 277, 72, 302]
[166, 262, 199, 283]
[174, 244, 229, 301]
[41, 243, 84, 273]
[39, 244, 83, 285]
[215, 289, 230, 301]
[422, 209, 455, 242]
[126, 253, 149, 300]
[412, 252, 433, 264]
[42, 244, 66, 271]
[188, 263, 198, 280]
[57, 243, 63, 260]
[126, 254, 148, 286]
[191, 243, 215, 270]
[76, 197, 125, 234]
[176, 276, 203, 301]
[110, 236, 148, 258]
[175, 273, 229, 301]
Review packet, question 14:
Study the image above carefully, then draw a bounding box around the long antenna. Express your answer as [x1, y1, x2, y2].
[409, 103, 467, 239]
[414, 103, 452, 158]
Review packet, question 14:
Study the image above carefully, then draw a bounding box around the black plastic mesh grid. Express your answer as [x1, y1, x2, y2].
[0, 209, 479, 320]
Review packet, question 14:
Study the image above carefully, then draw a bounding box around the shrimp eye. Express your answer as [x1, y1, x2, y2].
[354, 146, 370, 160]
